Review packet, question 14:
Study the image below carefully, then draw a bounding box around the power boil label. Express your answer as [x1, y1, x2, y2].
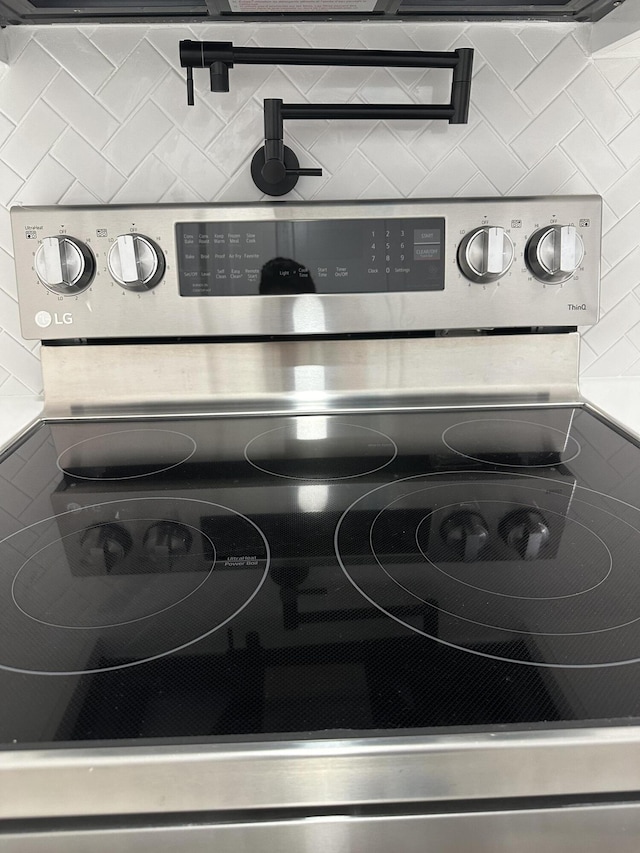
[224, 555, 260, 568]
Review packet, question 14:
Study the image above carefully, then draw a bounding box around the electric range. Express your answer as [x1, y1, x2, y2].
[5, 196, 640, 852]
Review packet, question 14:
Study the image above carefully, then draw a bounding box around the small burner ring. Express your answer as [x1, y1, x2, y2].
[244, 420, 398, 481]
[57, 428, 197, 481]
[442, 418, 581, 468]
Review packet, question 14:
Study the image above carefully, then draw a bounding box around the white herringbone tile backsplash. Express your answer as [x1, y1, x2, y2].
[0, 21, 639, 396]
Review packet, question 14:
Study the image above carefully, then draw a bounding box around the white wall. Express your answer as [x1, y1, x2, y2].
[0, 21, 639, 397]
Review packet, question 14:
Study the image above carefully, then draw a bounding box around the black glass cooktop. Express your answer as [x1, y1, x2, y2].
[2, 405, 640, 748]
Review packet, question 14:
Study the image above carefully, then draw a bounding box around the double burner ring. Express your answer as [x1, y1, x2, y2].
[336, 471, 640, 668]
[0, 498, 270, 676]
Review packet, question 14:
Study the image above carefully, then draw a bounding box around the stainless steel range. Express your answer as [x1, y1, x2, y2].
[4, 196, 640, 852]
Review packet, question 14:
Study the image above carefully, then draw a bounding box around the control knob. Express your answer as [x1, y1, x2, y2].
[457, 226, 514, 284]
[499, 509, 550, 561]
[80, 523, 133, 573]
[143, 521, 192, 570]
[34, 235, 95, 295]
[107, 234, 165, 291]
[440, 509, 490, 562]
[525, 225, 584, 284]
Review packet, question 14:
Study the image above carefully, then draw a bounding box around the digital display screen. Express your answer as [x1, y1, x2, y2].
[176, 218, 445, 296]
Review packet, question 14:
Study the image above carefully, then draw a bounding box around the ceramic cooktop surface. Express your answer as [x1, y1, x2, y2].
[2, 406, 639, 748]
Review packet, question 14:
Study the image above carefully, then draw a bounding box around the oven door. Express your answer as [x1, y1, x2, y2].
[4, 724, 640, 851]
[3, 796, 640, 851]
[0, 750, 640, 853]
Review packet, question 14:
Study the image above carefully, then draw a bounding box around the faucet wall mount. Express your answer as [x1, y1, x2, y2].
[180, 40, 474, 197]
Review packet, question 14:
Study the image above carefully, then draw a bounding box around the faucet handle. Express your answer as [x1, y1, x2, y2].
[251, 145, 323, 196]
[186, 66, 194, 106]
[287, 167, 323, 178]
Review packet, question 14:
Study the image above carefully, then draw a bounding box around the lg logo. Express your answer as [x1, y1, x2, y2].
[35, 311, 73, 328]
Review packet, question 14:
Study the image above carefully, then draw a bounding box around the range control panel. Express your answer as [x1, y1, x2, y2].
[11, 196, 602, 341]
[175, 217, 446, 296]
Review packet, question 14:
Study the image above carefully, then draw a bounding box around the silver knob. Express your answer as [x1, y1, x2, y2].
[526, 225, 584, 284]
[107, 234, 165, 291]
[80, 523, 132, 574]
[440, 509, 490, 562]
[499, 509, 550, 561]
[457, 226, 514, 284]
[34, 236, 95, 295]
[143, 521, 192, 571]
